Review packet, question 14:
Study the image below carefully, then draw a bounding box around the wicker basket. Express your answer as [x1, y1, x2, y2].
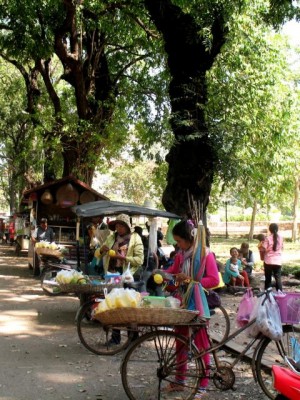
[35, 247, 63, 258]
[95, 307, 200, 326]
[58, 282, 122, 294]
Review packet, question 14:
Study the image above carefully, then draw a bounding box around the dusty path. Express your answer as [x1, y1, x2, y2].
[0, 244, 271, 400]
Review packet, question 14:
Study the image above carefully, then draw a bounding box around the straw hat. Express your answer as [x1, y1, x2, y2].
[108, 214, 131, 232]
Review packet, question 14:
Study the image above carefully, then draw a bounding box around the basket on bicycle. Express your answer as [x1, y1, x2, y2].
[274, 292, 300, 324]
[35, 247, 63, 258]
[94, 307, 200, 326]
[58, 281, 122, 294]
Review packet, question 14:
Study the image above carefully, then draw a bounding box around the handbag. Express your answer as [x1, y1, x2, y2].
[205, 289, 221, 309]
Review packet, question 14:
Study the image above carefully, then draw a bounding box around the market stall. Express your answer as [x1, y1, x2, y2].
[19, 175, 108, 275]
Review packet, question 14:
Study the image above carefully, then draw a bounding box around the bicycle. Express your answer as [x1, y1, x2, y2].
[120, 288, 300, 400]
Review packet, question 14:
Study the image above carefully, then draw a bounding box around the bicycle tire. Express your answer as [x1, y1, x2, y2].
[40, 268, 62, 296]
[255, 324, 300, 399]
[208, 305, 230, 343]
[77, 300, 133, 356]
[121, 329, 203, 400]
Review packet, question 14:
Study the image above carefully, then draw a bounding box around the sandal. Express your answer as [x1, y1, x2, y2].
[161, 383, 185, 393]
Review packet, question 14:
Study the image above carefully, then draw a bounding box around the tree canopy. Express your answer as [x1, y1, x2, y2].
[0, 0, 300, 218]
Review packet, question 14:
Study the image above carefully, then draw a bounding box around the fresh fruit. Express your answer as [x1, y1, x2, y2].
[153, 273, 163, 284]
[108, 249, 116, 257]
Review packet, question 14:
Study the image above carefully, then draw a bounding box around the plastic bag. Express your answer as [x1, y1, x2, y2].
[256, 293, 283, 341]
[121, 263, 134, 283]
[246, 297, 260, 338]
[236, 288, 255, 327]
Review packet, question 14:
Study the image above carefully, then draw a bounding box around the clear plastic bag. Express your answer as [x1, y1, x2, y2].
[256, 293, 283, 341]
[121, 262, 134, 283]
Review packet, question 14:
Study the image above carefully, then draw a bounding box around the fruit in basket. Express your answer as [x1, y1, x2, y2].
[153, 273, 163, 284]
[108, 249, 116, 257]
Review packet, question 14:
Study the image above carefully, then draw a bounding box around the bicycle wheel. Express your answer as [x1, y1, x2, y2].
[40, 268, 62, 296]
[121, 330, 203, 400]
[255, 324, 300, 399]
[77, 301, 133, 356]
[208, 305, 230, 343]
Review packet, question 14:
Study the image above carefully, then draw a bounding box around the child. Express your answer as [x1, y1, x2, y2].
[256, 233, 266, 261]
[224, 247, 250, 287]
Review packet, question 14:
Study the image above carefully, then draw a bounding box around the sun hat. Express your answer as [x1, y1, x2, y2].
[108, 214, 131, 232]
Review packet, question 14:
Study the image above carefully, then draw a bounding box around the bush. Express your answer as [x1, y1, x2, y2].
[282, 265, 300, 278]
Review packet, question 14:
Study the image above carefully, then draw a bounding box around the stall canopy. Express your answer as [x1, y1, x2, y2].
[72, 200, 181, 219]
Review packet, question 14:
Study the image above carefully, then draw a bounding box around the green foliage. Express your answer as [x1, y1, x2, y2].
[98, 158, 166, 207]
[0, 59, 44, 211]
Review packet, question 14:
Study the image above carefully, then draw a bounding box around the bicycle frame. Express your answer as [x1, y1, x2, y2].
[186, 315, 289, 386]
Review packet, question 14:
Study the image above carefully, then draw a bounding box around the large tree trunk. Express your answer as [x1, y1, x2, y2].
[292, 175, 300, 242]
[144, 0, 227, 216]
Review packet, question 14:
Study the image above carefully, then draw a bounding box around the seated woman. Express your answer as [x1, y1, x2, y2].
[239, 242, 254, 277]
[223, 247, 250, 287]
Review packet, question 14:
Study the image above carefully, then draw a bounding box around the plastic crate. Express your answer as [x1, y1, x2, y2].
[275, 293, 300, 324]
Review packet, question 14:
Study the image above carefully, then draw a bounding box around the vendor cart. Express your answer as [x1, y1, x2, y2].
[70, 200, 181, 355]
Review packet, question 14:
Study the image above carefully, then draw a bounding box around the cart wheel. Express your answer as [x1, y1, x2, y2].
[41, 268, 62, 296]
[77, 300, 133, 356]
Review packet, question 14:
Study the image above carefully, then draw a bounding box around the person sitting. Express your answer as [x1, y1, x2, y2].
[31, 218, 55, 276]
[223, 247, 250, 287]
[239, 242, 254, 277]
[31, 218, 54, 244]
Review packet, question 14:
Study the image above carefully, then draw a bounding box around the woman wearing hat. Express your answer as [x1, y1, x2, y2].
[99, 214, 144, 277]
[99, 214, 144, 346]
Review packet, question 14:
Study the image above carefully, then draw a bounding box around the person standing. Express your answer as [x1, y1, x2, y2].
[100, 214, 144, 277]
[99, 214, 144, 346]
[163, 220, 219, 398]
[262, 223, 283, 291]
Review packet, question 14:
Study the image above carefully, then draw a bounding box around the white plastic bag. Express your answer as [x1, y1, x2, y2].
[256, 293, 283, 341]
[121, 263, 134, 283]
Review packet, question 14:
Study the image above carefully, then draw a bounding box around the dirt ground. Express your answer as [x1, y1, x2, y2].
[0, 243, 293, 400]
